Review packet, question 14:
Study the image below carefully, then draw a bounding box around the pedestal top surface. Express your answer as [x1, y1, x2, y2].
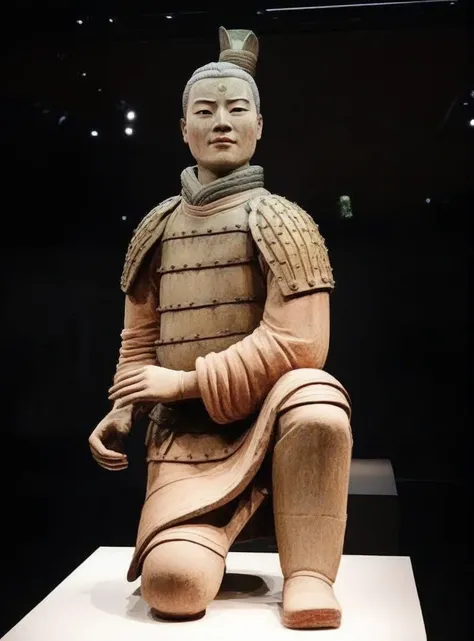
[3, 548, 426, 640]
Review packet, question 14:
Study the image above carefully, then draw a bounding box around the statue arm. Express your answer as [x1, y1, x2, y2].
[112, 252, 160, 414]
[183, 264, 330, 423]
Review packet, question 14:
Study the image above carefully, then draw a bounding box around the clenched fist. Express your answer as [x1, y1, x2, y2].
[88, 406, 133, 471]
[108, 365, 184, 408]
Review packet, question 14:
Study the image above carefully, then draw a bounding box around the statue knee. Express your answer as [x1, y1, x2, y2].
[141, 540, 225, 618]
[278, 402, 351, 446]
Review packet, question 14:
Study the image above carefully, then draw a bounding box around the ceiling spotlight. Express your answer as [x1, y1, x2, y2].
[77, 19, 83, 25]
[470, 119, 474, 127]
[109, 18, 114, 23]
[122, 216, 127, 220]
[90, 130, 99, 137]
[126, 110, 136, 121]
[125, 127, 134, 136]
[81, 72, 87, 77]
[166, 15, 173, 19]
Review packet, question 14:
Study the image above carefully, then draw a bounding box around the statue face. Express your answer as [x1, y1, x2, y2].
[181, 76, 263, 176]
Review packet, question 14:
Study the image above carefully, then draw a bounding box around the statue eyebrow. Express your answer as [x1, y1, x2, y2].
[192, 98, 251, 105]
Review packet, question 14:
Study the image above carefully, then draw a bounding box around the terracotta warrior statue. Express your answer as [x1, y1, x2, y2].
[89, 26, 352, 630]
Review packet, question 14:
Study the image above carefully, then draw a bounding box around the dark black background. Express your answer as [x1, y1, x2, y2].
[1, 2, 472, 639]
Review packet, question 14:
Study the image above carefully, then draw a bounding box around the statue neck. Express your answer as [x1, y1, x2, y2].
[180, 164, 264, 206]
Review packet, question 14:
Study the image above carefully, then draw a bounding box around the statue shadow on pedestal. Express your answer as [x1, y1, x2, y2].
[89, 573, 281, 625]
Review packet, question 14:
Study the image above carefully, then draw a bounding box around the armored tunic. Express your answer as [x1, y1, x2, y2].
[156, 193, 267, 371]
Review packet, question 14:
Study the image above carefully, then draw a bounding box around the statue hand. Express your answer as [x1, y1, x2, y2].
[108, 365, 183, 408]
[88, 406, 132, 471]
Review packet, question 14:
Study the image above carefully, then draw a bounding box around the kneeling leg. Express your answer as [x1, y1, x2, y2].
[141, 540, 225, 621]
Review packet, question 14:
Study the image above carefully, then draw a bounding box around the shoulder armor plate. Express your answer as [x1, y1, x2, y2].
[120, 195, 181, 294]
[247, 195, 334, 296]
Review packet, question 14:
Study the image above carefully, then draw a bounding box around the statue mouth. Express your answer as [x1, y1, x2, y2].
[210, 137, 235, 144]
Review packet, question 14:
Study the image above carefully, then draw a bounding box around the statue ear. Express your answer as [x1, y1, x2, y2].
[180, 118, 188, 144]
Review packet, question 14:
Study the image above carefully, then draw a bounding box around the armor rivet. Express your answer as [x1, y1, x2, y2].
[214, 260, 220, 265]
[290, 283, 299, 290]
[296, 265, 301, 269]
[222, 226, 227, 231]
[169, 305, 174, 309]
[195, 333, 200, 338]
[191, 229, 196, 234]
[224, 449, 229, 454]
[280, 260, 287, 265]
[205, 453, 210, 458]
[269, 260, 275, 264]
[213, 299, 217, 303]
[236, 224, 241, 228]
[183, 264, 188, 268]
[181, 336, 184, 340]
[227, 259, 233, 263]
[271, 241, 276, 245]
[196, 262, 202, 267]
[308, 280, 316, 286]
[171, 265, 175, 269]
[278, 232, 283, 236]
[189, 301, 194, 306]
[285, 242, 290, 245]
[174, 456, 180, 460]
[172, 233, 176, 237]
[188, 454, 193, 459]
[170, 337, 175, 341]
[181, 231, 186, 235]
[207, 228, 212, 233]
[177, 304, 181, 307]
[278, 277, 283, 281]
[257, 238, 262, 242]
[235, 297, 241, 302]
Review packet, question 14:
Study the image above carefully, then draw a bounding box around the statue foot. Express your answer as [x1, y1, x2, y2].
[151, 608, 206, 622]
[282, 574, 341, 630]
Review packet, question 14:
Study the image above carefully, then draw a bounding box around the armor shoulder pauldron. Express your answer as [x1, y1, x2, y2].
[120, 195, 181, 294]
[247, 194, 334, 297]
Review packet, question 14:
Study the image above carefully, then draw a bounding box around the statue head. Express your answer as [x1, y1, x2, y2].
[180, 28, 263, 181]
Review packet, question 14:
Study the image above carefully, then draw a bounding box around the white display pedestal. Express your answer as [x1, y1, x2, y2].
[3, 547, 426, 640]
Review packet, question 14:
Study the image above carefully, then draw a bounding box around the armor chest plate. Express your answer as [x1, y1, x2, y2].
[156, 203, 266, 370]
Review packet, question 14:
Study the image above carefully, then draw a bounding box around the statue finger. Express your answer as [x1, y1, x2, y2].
[92, 453, 128, 470]
[89, 435, 127, 461]
[109, 381, 146, 401]
[114, 389, 154, 408]
[108, 373, 143, 395]
[112, 368, 144, 385]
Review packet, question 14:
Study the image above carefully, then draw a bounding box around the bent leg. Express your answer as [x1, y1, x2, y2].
[273, 376, 352, 629]
[141, 540, 225, 621]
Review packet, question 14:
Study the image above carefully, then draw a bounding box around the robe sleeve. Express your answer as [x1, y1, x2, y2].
[195, 259, 331, 424]
[114, 251, 160, 381]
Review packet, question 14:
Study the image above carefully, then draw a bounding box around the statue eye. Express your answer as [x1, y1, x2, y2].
[196, 109, 212, 115]
[231, 107, 247, 113]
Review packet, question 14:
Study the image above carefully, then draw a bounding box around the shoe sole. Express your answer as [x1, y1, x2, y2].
[283, 608, 341, 629]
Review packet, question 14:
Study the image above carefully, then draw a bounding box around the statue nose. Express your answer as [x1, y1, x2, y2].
[213, 109, 232, 131]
